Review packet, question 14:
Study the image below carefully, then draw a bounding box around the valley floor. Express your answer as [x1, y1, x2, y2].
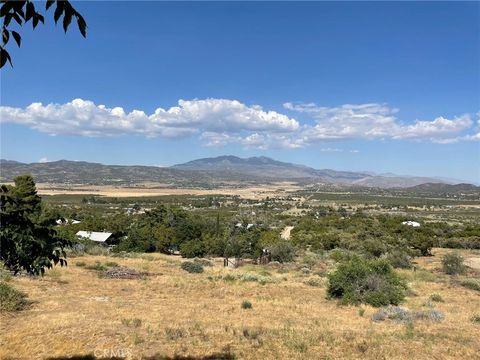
[1, 249, 479, 360]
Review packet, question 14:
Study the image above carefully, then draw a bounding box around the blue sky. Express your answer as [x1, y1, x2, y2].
[1, 1, 479, 183]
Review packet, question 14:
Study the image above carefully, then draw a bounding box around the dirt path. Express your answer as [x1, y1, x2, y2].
[465, 257, 480, 270]
[281, 226, 294, 240]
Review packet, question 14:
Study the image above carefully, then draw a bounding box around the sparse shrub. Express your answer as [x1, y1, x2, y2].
[371, 306, 444, 322]
[0, 282, 29, 312]
[305, 277, 322, 287]
[300, 267, 311, 275]
[385, 249, 412, 269]
[471, 314, 480, 323]
[181, 261, 204, 273]
[358, 308, 365, 317]
[193, 258, 213, 267]
[269, 241, 295, 263]
[327, 257, 406, 307]
[121, 318, 142, 328]
[241, 300, 252, 309]
[104, 261, 119, 267]
[75, 261, 86, 267]
[165, 327, 186, 340]
[429, 293, 444, 302]
[460, 279, 480, 291]
[329, 249, 357, 263]
[85, 245, 109, 256]
[441, 253, 466, 275]
[85, 262, 107, 271]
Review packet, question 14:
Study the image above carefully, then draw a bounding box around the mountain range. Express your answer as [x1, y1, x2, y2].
[0, 156, 477, 189]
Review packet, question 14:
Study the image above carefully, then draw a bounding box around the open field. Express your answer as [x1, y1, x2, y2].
[1, 249, 479, 360]
[29, 182, 302, 200]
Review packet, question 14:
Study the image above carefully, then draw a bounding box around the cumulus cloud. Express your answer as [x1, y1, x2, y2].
[1, 98, 477, 149]
[284, 102, 474, 144]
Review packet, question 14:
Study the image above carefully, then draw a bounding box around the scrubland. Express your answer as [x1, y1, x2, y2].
[1, 248, 479, 360]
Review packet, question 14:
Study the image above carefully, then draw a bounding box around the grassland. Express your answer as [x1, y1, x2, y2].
[1, 249, 479, 360]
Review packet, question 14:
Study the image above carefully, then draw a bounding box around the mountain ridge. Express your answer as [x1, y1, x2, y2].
[1, 156, 476, 189]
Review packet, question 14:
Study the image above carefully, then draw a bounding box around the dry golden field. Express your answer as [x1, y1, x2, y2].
[1, 249, 479, 360]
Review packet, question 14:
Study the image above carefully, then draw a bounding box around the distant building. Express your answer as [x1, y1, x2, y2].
[76, 231, 114, 245]
[402, 221, 421, 227]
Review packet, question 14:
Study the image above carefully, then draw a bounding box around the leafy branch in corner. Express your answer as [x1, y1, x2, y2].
[1, 0, 87, 68]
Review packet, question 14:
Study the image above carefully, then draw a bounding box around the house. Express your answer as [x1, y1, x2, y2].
[76, 231, 114, 245]
[402, 221, 421, 227]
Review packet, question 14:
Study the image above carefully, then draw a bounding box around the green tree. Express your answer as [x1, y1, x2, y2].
[0, 176, 70, 275]
[1, 0, 87, 68]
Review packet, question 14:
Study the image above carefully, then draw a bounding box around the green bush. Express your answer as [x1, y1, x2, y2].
[241, 300, 252, 309]
[385, 249, 412, 269]
[441, 253, 466, 275]
[180, 241, 206, 258]
[0, 282, 30, 312]
[269, 241, 295, 263]
[429, 293, 444, 302]
[471, 313, 480, 323]
[181, 261, 204, 273]
[460, 279, 480, 291]
[327, 257, 406, 307]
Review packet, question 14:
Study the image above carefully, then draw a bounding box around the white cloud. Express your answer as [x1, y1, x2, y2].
[0, 98, 299, 139]
[39, 157, 49, 163]
[1, 98, 477, 150]
[284, 102, 476, 144]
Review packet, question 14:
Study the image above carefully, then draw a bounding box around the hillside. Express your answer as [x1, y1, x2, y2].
[0, 156, 466, 188]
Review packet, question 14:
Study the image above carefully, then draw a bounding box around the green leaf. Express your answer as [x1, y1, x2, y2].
[63, 10, 72, 32]
[2, 28, 9, 45]
[53, 1, 64, 23]
[77, 14, 86, 37]
[0, 47, 12, 68]
[25, 1, 34, 21]
[11, 31, 21, 47]
[46, 0, 55, 10]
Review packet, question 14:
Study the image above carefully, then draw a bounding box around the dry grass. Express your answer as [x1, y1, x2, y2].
[1, 250, 479, 359]
[33, 182, 301, 200]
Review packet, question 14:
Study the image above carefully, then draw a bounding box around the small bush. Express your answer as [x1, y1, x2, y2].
[371, 306, 444, 322]
[85, 262, 107, 271]
[305, 277, 322, 287]
[429, 293, 444, 302]
[460, 279, 480, 291]
[385, 249, 412, 269]
[181, 261, 204, 274]
[269, 241, 295, 263]
[105, 261, 119, 267]
[0, 282, 30, 312]
[241, 300, 252, 309]
[471, 314, 480, 323]
[327, 257, 406, 307]
[193, 258, 213, 267]
[358, 308, 365, 317]
[75, 261, 86, 267]
[441, 253, 466, 275]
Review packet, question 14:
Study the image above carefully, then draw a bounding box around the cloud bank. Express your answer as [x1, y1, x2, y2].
[1, 98, 477, 149]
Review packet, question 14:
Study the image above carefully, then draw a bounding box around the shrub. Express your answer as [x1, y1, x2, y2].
[385, 249, 412, 269]
[75, 261, 86, 267]
[0, 282, 29, 312]
[269, 241, 295, 263]
[429, 293, 444, 302]
[181, 261, 204, 273]
[305, 277, 322, 287]
[371, 306, 444, 322]
[329, 249, 357, 263]
[84, 262, 107, 271]
[241, 300, 252, 309]
[441, 253, 466, 275]
[327, 257, 406, 307]
[460, 279, 480, 291]
[471, 314, 480, 323]
[193, 258, 213, 267]
[180, 241, 206, 258]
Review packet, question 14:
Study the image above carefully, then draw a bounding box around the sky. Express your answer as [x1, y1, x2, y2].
[1, 1, 479, 183]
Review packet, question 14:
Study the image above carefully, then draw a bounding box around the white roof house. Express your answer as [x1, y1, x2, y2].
[402, 221, 421, 227]
[76, 231, 113, 243]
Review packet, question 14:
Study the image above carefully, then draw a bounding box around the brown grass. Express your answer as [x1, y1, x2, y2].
[1, 249, 479, 359]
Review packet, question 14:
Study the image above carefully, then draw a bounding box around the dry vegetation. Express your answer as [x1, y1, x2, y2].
[1, 249, 479, 359]
[32, 182, 302, 200]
